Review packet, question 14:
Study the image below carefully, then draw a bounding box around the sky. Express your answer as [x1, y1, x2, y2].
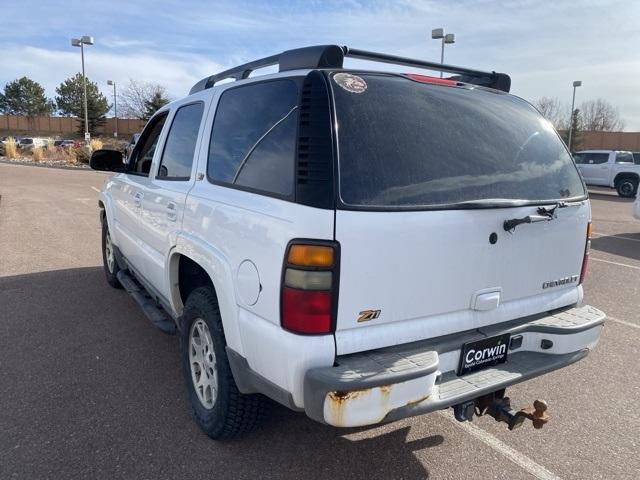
[1, 0, 639, 129]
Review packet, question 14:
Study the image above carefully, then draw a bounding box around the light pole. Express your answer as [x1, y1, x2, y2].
[431, 28, 455, 78]
[568, 80, 582, 152]
[71, 35, 94, 143]
[107, 80, 118, 138]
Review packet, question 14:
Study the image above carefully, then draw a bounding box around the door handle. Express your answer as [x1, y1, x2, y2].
[133, 191, 143, 207]
[166, 201, 177, 222]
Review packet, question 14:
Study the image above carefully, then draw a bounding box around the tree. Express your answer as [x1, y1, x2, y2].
[561, 108, 583, 151]
[534, 96, 567, 130]
[118, 79, 170, 119]
[579, 98, 625, 131]
[0, 77, 54, 116]
[142, 91, 170, 120]
[55, 73, 110, 135]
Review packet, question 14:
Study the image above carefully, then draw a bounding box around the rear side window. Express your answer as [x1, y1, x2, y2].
[332, 73, 586, 208]
[615, 152, 634, 164]
[574, 153, 609, 165]
[208, 80, 298, 197]
[634, 153, 640, 165]
[157, 102, 204, 180]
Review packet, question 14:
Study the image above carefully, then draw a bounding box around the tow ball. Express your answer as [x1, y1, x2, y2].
[453, 391, 550, 430]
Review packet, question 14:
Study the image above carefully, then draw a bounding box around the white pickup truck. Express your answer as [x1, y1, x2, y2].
[574, 150, 640, 197]
[90, 45, 605, 439]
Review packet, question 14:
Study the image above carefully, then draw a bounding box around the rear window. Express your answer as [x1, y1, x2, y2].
[332, 73, 586, 208]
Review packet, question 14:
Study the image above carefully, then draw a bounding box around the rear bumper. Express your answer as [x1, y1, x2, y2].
[304, 305, 605, 427]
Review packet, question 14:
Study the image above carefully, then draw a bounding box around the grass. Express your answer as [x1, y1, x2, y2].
[1, 135, 119, 167]
[4, 137, 18, 159]
[90, 139, 103, 151]
[32, 147, 44, 162]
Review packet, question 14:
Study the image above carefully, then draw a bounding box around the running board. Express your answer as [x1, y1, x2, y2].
[116, 270, 176, 335]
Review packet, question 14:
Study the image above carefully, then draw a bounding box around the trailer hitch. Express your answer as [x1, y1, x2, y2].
[474, 391, 550, 430]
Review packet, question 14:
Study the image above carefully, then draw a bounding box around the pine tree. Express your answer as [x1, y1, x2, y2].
[142, 91, 170, 120]
[0, 77, 54, 116]
[55, 73, 110, 135]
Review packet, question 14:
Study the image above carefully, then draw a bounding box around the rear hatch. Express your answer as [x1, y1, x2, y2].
[328, 73, 589, 355]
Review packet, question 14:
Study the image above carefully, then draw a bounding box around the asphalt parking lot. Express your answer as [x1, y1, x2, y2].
[1, 162, 638, 480]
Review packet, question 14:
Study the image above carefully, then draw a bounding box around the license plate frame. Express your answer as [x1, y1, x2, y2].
[458, 333, 511, 376]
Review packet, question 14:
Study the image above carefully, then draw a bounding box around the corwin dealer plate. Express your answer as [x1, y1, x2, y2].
[458, 333, 511, 376]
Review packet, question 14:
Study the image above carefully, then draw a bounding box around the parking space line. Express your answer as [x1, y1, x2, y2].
[592, 232, 640, 243]
[607, 315, 640, 330]
[90, 186, 100, 193]
[438, 411, 562, 480]
[590, 257, 640, 270]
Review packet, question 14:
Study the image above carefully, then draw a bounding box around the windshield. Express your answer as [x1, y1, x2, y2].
[332, 73, 586, 208]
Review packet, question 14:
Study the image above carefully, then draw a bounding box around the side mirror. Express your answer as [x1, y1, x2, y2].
[90, 149, 124, 171]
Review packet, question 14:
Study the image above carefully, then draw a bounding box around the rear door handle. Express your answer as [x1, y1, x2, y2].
[133, 191, 143, 207]
[166, 201, 177, 222]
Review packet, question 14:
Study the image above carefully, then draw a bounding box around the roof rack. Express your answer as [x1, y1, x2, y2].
[189, 45, 510, 94]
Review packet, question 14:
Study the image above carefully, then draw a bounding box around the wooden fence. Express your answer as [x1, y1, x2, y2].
[0, 115, 146, 138]
[575, 131, 640, 151]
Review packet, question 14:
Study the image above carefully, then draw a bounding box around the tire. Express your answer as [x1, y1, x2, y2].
[180, 286, 267, 439]
[101, 218, 122, 288]
[616, 177, 638, 198]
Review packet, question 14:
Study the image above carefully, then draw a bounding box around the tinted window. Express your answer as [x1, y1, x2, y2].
[157, 103, 204, 179]
[130, 114, 167, 175]
[634, 153, 640, 165]
[208, 80, 298, 197]
[615, 152, 634, 164]
[573, 153, 610, 165]
[333, 73, 585, 207]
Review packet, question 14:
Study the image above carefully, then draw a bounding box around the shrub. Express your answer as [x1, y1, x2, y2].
[72, 146, 90, 164]
[32, 146, 44, 162]
[4, 137, 18, 159]
[64, 148, 78, 165]
[44, 139, 58, 159]
[90, 138, 103, 151]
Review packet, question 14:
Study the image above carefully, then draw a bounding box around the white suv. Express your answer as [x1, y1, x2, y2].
[91, 45, 605, 439]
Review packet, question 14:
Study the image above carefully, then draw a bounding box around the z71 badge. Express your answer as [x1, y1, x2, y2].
[357, 309, 381, 322]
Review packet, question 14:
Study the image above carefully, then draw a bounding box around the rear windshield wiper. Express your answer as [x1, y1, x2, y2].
[503, 201, 579, 232]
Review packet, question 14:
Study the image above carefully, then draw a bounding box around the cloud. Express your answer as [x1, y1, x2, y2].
[0, 45, 225, 103]
[0, 0, 638, 128]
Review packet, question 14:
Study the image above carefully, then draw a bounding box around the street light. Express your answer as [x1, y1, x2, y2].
[431, 28, 455, 78]
[568, 80, 582, 152]
[107, 80, 118, 138]
[71, 35, 94, 143]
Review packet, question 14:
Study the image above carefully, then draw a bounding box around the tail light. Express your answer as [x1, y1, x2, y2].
[281, 241, 339, 334]
[579, 222, 592, 285]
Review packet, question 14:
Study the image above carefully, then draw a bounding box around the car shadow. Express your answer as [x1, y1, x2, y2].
[0, 267, 442, 479]
[591, 233, 640, 262]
